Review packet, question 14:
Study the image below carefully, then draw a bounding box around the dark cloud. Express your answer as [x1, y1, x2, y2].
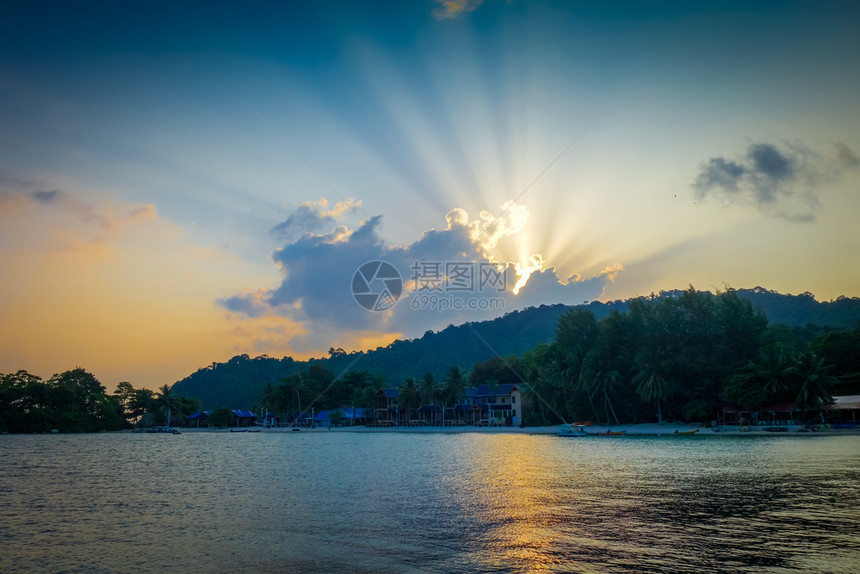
[217, 294, 268, 318]
[749, 143, 794, 181]
[835, 142, 860, 167]
[693, 140, 856, 222]
[30, 189, 62, 202]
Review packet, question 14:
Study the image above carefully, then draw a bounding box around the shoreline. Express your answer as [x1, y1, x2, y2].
[175, 422, 860, 437]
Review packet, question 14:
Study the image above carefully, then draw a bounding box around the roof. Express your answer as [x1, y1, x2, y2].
[232, 409, 256, 418]
[186, 411, 211, 419]
[314, 408, 366, 421]
[465, 384, 520, 397]
[723, 402, 797, 413]
[825, 395, 860, 410]
[379, 388, 399, 399]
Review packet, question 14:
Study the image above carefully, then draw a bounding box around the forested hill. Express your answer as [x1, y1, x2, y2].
[172, 288, 860, 409]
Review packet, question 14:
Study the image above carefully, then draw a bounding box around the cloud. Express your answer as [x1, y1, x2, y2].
[835, 142, 860, 167]
[432, 0, 484, 20]
[271, 198, 361, 240]
[693, 140, 857, 222]
[219, 200, 624, 352]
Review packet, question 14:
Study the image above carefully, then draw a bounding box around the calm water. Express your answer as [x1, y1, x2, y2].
[1, 432, 859, 573]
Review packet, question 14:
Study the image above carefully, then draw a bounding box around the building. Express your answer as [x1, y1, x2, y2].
[460, 384, 522, 426]
[373, 384, 523, 427]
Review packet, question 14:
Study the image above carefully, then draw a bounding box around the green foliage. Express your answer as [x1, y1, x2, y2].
[208, 407, 234, 428]
[0, 369, 131, 433]
[328, 408, 346, 427]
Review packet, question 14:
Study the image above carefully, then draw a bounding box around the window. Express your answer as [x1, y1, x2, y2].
[512, 396, 516, 403]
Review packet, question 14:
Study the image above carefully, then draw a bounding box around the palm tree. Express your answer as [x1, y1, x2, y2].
[419, 373, 441, 424]
[582, 354, 621, 426]
[633, 370, 671, 425]
[789, 352, 837, 410]
[633, 347, 673, 425]
[154, 384, 177, 426]
[280, 373, 306, 426]
[442, 366, 467, 407]
[399, 377, 422, 424]
[752, 344, 793, 395]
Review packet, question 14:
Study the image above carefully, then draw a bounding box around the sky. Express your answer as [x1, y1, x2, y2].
[1, 0, 859, 391]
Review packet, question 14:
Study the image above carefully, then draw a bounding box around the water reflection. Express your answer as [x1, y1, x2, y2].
[0, 433, 858, 573]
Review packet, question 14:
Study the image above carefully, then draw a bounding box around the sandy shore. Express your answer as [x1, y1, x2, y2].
[184, 423, 860, 436]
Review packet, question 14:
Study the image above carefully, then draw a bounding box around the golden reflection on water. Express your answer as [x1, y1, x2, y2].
[443, 434, 571, 571]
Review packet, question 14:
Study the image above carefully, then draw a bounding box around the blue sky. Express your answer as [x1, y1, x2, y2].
[1, 0, 858, 389]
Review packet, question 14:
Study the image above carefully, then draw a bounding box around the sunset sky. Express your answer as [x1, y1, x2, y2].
[1, 1, 858, 391]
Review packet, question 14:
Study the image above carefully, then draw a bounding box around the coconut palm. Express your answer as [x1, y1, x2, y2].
[633, 347, 673, 425]
[399, 377, 422, 423]
[789, 352, 837, 409]
[442, 366, 467, 407]
[582, 354, 621, 426]
[752, 344, 793, 395]
[280, 373, 307, 426]
[154, 384, 177, 426]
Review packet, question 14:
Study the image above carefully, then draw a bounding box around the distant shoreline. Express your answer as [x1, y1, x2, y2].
[175, 423, 860, 437]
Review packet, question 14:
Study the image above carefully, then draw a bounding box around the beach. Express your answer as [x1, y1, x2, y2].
[183, 422, 860, 436]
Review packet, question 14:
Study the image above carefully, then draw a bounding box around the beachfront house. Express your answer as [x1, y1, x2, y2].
[375, 388, 400, 425]
[231, 409, 257, 427]
[720, 395, 860, 430]
[185, 410, 210, 427]
[460, 384, 522, 426]
[373, 384, 522, 427]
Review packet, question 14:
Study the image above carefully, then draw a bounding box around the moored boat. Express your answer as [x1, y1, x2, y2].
[557, 424, 589, 437]
[148, 426, 180, 434]
[674, 429, 698, 435]
[594, 429, 626, 436]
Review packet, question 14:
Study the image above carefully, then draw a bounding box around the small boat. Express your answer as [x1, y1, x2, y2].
[230, 428, 248, 433]
[674, 429, 698, 435]
[594, 429, 627, 436]
[148, 426, 180, 434]
[557, 424, 589, 437]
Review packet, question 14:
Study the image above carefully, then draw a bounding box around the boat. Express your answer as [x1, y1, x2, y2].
[148, 426, 180, 434]
[557, 424, 589, 437]
[229, 428, 248, 433]
[674, 429, 698, 435]
[594, 429, 627, 436]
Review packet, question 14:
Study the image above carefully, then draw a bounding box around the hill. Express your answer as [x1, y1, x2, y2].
[172, 288, 860, 409]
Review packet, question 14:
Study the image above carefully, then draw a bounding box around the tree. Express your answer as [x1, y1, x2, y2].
[442, 366, 468, 407]
[280, 373, 307, 425]
[329, 408, 346, 427]
[398, 377, 422, 422]
[632, 347, 673, 425]
[208, 407, 234, 428]
[790, 353, 837, 410]
[583, 353, 622, 426]
[154, 384, 178, 426]
[556, 308, 599, 355]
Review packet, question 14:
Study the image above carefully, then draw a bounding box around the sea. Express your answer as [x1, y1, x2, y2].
[1, 431, 858, 573]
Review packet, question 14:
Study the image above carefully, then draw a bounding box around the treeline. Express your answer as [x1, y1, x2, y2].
[172, 287, 860, 410]
[0, 369, 199, 433]
[258, 288, 860, 426]
[504, 288, 859, 425]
